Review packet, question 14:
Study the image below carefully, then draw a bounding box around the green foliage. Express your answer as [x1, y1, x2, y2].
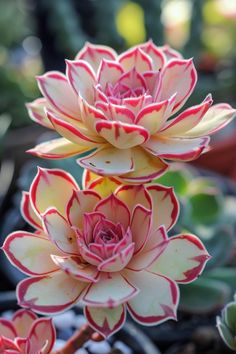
[0, 114, 11, 157]
[42, 0, 88, 57]
[0, 114, 11, 142]
[156, 169, 190, 196]
[180, 278, 230, 314]
[0, 1, 39, 128]
[0, 1, 30, 47]
[217, 296, 236, 350]
[0, 66, 37, 128]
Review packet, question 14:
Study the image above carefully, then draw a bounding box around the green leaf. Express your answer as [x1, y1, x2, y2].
[174, 199, 193, 229]
[179, 278, 231, 314]
[224, 302, 236, 333]
[217, 316, 236, 350]
[203, 226, 234, 270]
[207, 268, 236, 295]
[189, 192, 222, 225]
[0, 114, 11, 141]
[187, 177, 221, 196]
[153, 168, 191, 196]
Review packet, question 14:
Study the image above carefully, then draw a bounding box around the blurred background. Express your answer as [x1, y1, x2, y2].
[1, 1, 236, 352]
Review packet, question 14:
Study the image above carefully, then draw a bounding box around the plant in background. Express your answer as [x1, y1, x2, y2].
[217, 295, 236, 351]
[1, 39, 236, 353]
[27, 41, 235, 182]
[0, 309, 55, 353]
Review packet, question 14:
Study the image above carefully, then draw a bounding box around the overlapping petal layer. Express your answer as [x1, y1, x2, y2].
[26, 41, 235, 182]
[2, 169, 210, 337]
[0, 309, 55, 354]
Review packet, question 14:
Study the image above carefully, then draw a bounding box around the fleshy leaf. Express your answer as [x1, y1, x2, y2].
[85, 305, 126, 338]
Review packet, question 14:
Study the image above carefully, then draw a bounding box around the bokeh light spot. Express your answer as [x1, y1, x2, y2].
[116, 2, 146, 47]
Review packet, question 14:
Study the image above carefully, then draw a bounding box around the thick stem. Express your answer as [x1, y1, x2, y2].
[53, 323, 94, 354]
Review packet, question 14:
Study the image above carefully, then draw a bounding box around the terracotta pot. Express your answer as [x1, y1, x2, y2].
[192, 135, 236, 182]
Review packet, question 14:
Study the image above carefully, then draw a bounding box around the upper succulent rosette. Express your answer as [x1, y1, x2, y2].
[0, 309, 55, 354]
[3, 168, 210, 337]
[27, 41, 235, 183]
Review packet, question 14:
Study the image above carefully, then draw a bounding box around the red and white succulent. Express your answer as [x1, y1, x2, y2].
[3, 168, 210, 337]
[0, 309, 55, 354]
[27, 41, 235, 183]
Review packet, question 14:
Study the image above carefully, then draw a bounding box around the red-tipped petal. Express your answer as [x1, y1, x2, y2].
[51, 255, 99, 282]
[147, 184, 179, 231]
[98, 243, 135, 272]
[95, 193, 130, 229]
[12, 309, 37, 338]
[86, 175, 121, 198]
[130, 205, 152, 254]
[27, 137, 89, 159]
[26, 98, 53, 129]
[85, 305, 126, 338]
[0, 319, 17, 339]
[82, 272, 138, 308]
[118, 47, 153, 72]
[42, 208, 77, 255]
[149, 234, 210, 283]
[47, 109, 103, 145]
[186, 103, 236, 137]
[27, 317, 56, 354]
[127, 226, 169, 271]
[96, 120, 149, 149]
[21, 192, 42, 230]
[66, 59, 95, 103]
[126, 269, 179, 325]
[67, 189, 101, 228]
[97, 59, 124, 90]
[30, 167, 79, 216]
[78, 146, 134, 176]
[76, 42, 117, 72]
[120, 147, 168, 183]
[17, 272, 87, 315]
[136, 100, 169, 134]
[115, 184, 152, 214]
[144, 135, 210, 161]
[139, 40, 165, 70]
[36, 71, 79, 119]
[80, 98, 107, 132]
[158, 59, 197, 115]
[159, 44, 183, 61]
[2, 231, 61, 276]
[96, 102, 135, 124]
[159, 94, 213, 136]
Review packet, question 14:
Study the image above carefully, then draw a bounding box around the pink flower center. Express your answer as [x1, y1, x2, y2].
[95, 67, 161, 110]
[80, 216, 131, 261]
[106, 82, 146, 100]
[96, 228, 119, 244]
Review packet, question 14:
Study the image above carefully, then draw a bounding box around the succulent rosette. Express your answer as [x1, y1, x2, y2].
[27, 41, 235, 182]
[0, 309, 55, 354]
[3, 168, 210, 337]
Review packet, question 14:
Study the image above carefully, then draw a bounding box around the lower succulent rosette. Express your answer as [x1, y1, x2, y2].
[0, 309, 55, 354]
[2, 168, 210, 337]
